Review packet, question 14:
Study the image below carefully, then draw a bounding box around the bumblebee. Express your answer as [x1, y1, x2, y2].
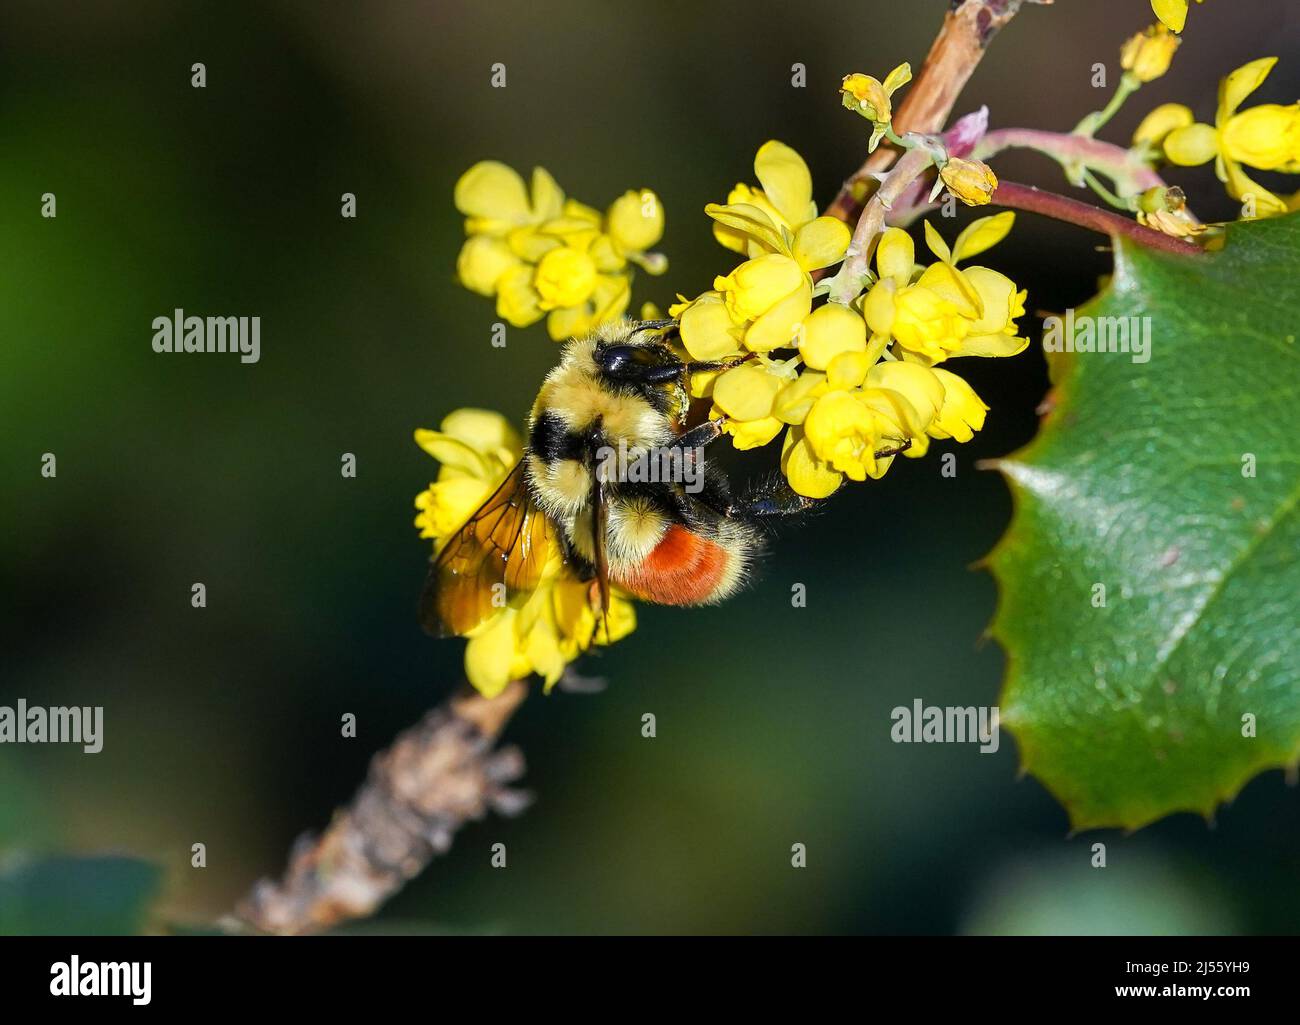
[419, 319, 903, 640]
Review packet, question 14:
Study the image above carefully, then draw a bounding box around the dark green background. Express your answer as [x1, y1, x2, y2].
[2, 0, 1297, 934]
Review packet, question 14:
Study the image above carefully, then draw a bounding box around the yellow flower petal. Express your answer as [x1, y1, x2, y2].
[797, 301, 866, 370]
[464, 609, 519, 698]
[679, 294, 745, 361]
[456, 235, 520, 296]
[1151, 0, 1188, 33]
[1133, 103, 1195, 146]
[714, 253, 805, 322]
[865, 361, 945, 434]
[825, 351, 872, 390]
[722, 415, 785, 449]
[438, 407, 522, 458]
[955, 332, 1030, 358]
[1218, 57, 1277, 122]
[951, 211, 1016, 263]
[927, 368, 988, 442]
[922, 220, 952, 263]
[454, 161, 531, 224]
[781, 426, 843, 498]
[792, 216, 851, 271]
[495, 264, 544, 327]
[706, 202, 791, 256]
[743, 277, 812, 351]
[534, 247, 599, 310]
[772, 370, 828, 425]
[713, 363, 784, 421]
[530, 166, 565, 221]
[876, 227, 915, 283]
[754, 140, 815, 228]
[1221, 104, 1300, 170]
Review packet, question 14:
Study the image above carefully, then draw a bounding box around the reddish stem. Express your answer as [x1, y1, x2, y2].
[992, 181, 1205, 257]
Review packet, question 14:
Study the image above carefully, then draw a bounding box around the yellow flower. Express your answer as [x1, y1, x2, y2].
[413, 409, 523, 544]
[414, 408, 635, 697]
[938, 157, 999, 206]
[535, 245, 599, 310]
[1162, 57, 1300, 216]
[841, 63, 912, 151]
[453, 160, 667, 340]
[707, 141, 848, 259]
[464, 578, 636, 698]
[714, 253, 805, 322]
[1151, 0, 1204, 33]
[1120, 24, 1180, 84]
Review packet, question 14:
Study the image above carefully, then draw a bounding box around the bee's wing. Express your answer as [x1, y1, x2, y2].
[419, 459, 556, 637]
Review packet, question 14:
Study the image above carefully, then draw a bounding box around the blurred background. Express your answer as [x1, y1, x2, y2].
[2, 0, 1298, 935]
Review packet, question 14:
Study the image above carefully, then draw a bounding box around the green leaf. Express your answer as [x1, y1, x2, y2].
[988, 213, 1300, 831]
[0, 854, 163, 935]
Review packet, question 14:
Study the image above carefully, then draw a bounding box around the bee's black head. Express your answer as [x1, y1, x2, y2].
[593, 326, 684, 386]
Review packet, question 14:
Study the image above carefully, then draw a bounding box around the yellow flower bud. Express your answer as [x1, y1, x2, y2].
[713, 253, 805, 322]
[607, 189, 665, 253]
[939, 157, 998, 206]
[1132, 103, 1195, 147]
[1163, 123, 1218, 166]
[534, 247, 598, 310]
[1120, 24, 1180, 83]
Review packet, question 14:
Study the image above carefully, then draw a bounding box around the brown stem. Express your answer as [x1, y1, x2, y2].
[825, 0, 1046, 226]
[992, 180, 1204, 257]
[829, 147, 936, 302]
[234, 680, 530, 935]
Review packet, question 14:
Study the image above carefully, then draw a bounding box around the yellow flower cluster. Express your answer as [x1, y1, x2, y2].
[1135, 57, 1300, 216]
[672, 140, 1026, 499]
[413, 409, 635, 696]
[454, 161, 668, 340]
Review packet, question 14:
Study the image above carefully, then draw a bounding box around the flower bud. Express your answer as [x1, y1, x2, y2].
[1120, 24, 1180, 84]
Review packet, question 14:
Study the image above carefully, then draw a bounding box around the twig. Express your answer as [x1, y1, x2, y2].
[973, 127, 1169, 197]
[824, 0, 1045, 226]
[991, 180, 1204, 257]
[235, 681, 530, 935]
[829, 146, 935, 303]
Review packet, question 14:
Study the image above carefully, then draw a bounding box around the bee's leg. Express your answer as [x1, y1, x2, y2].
[874, 438, 912, 459]
[670, 416, 728, 452]
[728, 478, 820, 519]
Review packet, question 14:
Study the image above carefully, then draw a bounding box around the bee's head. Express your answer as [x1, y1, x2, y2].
[591, 323, 684, 387]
